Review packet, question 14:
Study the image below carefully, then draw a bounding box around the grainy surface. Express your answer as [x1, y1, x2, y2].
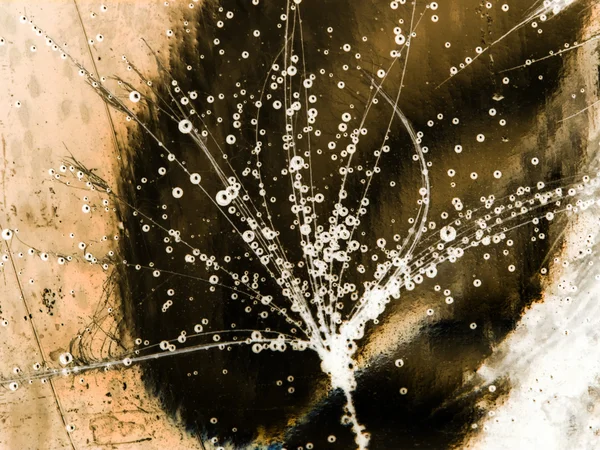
[0, 2, 202, 449]
[2, 1, 600, 449]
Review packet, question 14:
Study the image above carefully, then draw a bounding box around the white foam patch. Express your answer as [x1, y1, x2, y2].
[466, 213, 600, 450]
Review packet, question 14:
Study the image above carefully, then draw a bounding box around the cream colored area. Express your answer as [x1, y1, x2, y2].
[463, 6, 600, 449]
[0, 1, 203, 449]
[355, 295, 432, 368]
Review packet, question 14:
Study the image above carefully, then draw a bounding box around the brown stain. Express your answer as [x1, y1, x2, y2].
[23, 129, 33, 149]
[17, 102, 29, 127]
[90, 414, 147, 445]
[79, 102, 90, 124]
[28, 74, 41, 98]
[8, 46, 21, 68]
[60, 99, 72, 121]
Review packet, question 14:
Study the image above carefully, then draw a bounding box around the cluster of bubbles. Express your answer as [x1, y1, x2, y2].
[4, 0, 598, 448]
[440, 0, 581, 85]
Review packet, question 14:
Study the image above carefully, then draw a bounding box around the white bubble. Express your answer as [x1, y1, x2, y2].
[59, 352, 73, 365]
[395, 34, 406, 45]
[216, 190, 231, 206]
[289, 155, 305, 171]
[129, 91, 141, 103]
[178, 119, 193, 134]
[242, 230, 255, 242]
[440, 225, 456, 242]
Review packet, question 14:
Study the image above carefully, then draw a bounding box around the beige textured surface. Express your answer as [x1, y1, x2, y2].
[0, 1, 203, 448]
